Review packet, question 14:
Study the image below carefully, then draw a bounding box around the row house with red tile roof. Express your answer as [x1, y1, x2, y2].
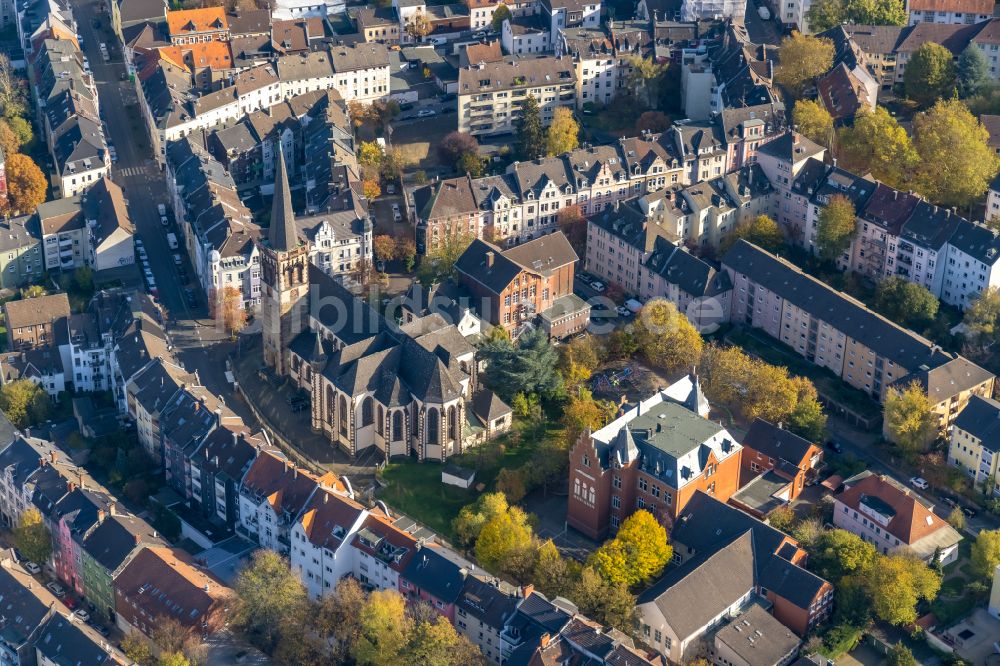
[113, 546, 232, 640]
[236, 448, 352, 553]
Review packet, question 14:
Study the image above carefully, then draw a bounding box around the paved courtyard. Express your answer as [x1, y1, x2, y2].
[231, 334, 379, 484]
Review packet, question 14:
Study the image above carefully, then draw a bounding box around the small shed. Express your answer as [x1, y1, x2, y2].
[442, 463, 476, 489]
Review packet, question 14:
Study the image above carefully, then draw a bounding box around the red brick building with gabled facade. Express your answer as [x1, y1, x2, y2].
[454, 232, 589, 339]
[566, 376, 743, 540]
[739, 419, 823, 500]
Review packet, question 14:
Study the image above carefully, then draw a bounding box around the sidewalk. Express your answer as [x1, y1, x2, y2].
[230, 334, 377, 485]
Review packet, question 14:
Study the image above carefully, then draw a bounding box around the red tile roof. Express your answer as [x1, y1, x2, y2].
[836, 474, 948, 544]
[114, 547, 231, 632]
[299, 487, 366, 551]
[166, 8, 228, 36]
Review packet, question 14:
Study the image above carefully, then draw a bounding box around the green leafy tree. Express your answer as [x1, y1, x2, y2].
[774, 32, 835, 97]
[407, 617, 486, 666]
[589, 510, 672, 588]
[809, 529, 878, 583]
[396, 238, 417, 272]
[947, 507, 966, 530]
[792, 99, 834, 149]
[873, 276, 939, 328]
[533, 539, 577, 599]
[496, 468, 527, 504]
[887, 642, 918, 666]
[957, 45, 992, 98]
[515, 95, 545, 160]
[964, 286, 1000, 349]
[572, 566, 637, 633]
[121, 633, 153, 666]
[788, 376, 827, 441]
[438, 131, 480, 173]
[14, 508, 51, 565]
[561, 388, 616, 446]
[5, 117, 31, 148]
[971, 529, 1000, 579]
[816, 194, 856, 262]
[479, 328, 563, 401]
[863, 554, 940, 625]
[233, 550, 308, 652]
[806, 0, 846, 32]
[546, 107, 579, 156]
[625, 55, 668, 108]
[839, 106, 918, 189]
[632, 299, 704, 372]
[913, 99, 999, 208]
[457, 152, 486, 177]
[453, 492, 511, 546]
[768, 506, 797, 533]
[0, 379, 51, 429]
[723, 214, 784, 253]
[417, 231, 475, 284]
[475, 503, 535, 580]
[844, 0, 906, 24]
[884, 380, 938, 454]
[490, 4, 512, 32]
[352, 590, 412, 666]
[904, 43, 956, 105]
[157, 653, 190, 666]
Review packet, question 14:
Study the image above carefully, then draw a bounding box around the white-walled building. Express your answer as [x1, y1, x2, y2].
[289, 485, 368, 599]
[833, 472, 962, 564]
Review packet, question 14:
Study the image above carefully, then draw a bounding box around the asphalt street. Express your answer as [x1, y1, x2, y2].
[74, 0, 249, 420]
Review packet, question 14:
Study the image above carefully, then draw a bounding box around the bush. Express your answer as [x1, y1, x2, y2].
[821, 623, 863, 657]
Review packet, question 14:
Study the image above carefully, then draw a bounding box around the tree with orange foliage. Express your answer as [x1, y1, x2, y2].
[3, 153, 46, 215]
[557, 205, 586, 255]
[212, 286, 248, 338]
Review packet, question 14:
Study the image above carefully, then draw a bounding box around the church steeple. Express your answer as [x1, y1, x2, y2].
[269, 145, 298, 252]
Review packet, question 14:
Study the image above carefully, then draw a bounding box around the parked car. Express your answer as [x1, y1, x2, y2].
[615, 306, 631, 317]
[73, 609, 90, 622]
[160, 215, 169, 226]
[46, 582, 65, 597]
[391, 203, 402, 221]
[941, 496, 958, 509]
[24, 562, 41, 575]
[416, 108, 437, 118]
[591, 281, 606, 292]
[89, 622, 110, 637]
[184, 288, 198, 307]
[825, 439, 843, 454]
[157, 203, 167, 217]
[909, 476, 929, 490]
[173, 253, 183, 266]
[962, 505, 978, 518]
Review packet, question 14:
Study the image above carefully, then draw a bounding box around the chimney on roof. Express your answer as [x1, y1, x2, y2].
[540, 633, 551, 648]
[521, 583, 534, 598]
[323, 491, 328, 503]
[50, 451, 56, 463]
[109, 502, 116, 517]
[486, 251, 495, 268]
[97, 507, 105, 522]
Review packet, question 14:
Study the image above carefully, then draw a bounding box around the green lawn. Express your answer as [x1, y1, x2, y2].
[377, 417, 565, 541]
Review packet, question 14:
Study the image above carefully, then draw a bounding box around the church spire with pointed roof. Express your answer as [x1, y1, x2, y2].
[269, 145, 299, 252]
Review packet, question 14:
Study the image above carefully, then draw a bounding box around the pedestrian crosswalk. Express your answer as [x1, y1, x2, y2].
[116, 165, 146, 178]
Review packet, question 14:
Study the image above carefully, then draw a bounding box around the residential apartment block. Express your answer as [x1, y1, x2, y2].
[457, 57, 576, 136]
[948, 395, 1000, 495]
[721, 240, 962, 402]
